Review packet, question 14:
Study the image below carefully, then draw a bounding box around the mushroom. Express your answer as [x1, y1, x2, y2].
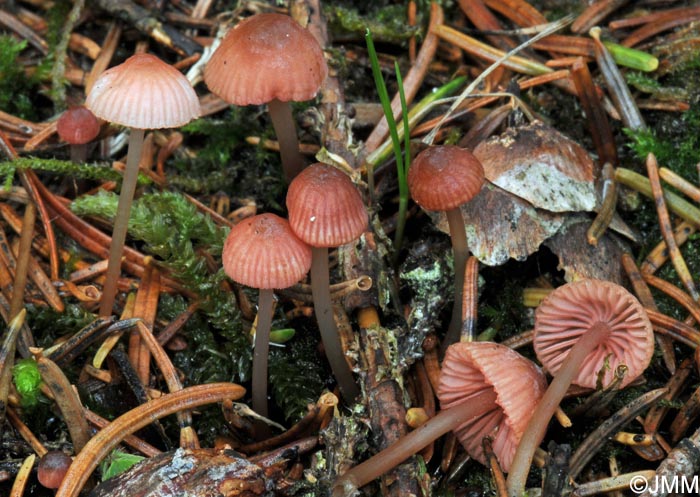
[38, 450, 72, 490]
[332, 342, 546, 496]
[286, 163, 367, 401]
[222, 213, 312, 417]
[408, 145, 485, 347]
[507, 279, 654, 496]
[203, 13, 328, 181]
[56, 106, 100, 163]
[86, 53, 200, 316]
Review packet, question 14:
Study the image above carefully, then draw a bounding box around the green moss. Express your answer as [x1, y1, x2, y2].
[268, 330, 327, 422]
[160, 293, 248, 386]
[70, 190, 248, 375]
[325, 4, 421, 44]
[28, 302, 96, 345]
[626, 71, 689, 105]
[0, 158, 140, 190]
[12, 358, 43, 407]
[623, 105, 700, 180]
[0, 36, 40, 120]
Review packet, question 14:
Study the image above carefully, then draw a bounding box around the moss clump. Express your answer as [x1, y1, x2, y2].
[13, 358, 43, 407]
[325, 4, 421, 44]
[268, 330, 327, 422]
[623, 104, 700, 180]
[28, 302, 96, 346]
[70, 190, 247, 369]
[0, 36, 40, 120]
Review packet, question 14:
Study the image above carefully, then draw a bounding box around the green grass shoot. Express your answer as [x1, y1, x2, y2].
[365, 29, 410, 261]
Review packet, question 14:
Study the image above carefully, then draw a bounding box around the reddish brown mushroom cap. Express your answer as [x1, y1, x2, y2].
[286, 163, 368, 247]
[438, 341, 547, 471]
[38, 450, 72, 489]
[408, 145, 485, 211]
[533, 279, 654, 389]
[86, 53, 200, 130]
[56, 106, 100, 145]
[204, 13, 328, 105]
[222, 213, 311, 289]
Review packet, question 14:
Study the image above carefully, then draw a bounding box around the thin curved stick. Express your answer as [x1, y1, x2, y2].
[0, 309, 25, 426]
[134, 320, 199, 449]
[461, 256, 479, 342]
[9, 201, 35, 318]
[568, 388, 667, 478]
[646, 153, 698, 300]
[55, 382, 245, 497]
[22, 168, 61, 281]
[37, 356, 92, 453]
[9, 453, 36, 497]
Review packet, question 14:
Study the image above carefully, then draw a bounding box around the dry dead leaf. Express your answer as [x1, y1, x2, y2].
[544, 216, 629, 283]
[473, 120, 597, 213]
[433, 182, 564, 266]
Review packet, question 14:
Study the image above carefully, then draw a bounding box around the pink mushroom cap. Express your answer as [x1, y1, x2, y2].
[204, 13, 328, 106]
[222, 213, 312, 289]
[438, 341, 547, 471]
[286, 163, 368, 247]
[533, 279, 654, 389]
[56, 106, 100, 145]
[86, 53, 200, 130]
[408, 145, 485, 212]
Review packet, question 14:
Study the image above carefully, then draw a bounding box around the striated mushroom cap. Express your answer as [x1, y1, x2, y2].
[204, 13, 328, 106]
[438, 341, 547, 471]
[86, 53, 200, 130]
[408, 145, 485, 212]
[286, 163, 367, 247]
[533, 279, 654, 389]
[222, 213, 312, 289]
[57, 106, 100, 145]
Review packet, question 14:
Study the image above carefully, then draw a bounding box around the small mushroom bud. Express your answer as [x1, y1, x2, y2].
[38, 450, 72, 489]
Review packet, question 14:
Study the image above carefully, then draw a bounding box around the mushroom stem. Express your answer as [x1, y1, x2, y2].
[252, 288, 274, 418]
[332, 389, 497, 497]
[99, 128, 145, 316]
[310, 246, 360, 401]
[443, 207, 469, 349]
[507, 321, 611, 496]
[268, 98, 305, 181]
[69, 144, 88, 164]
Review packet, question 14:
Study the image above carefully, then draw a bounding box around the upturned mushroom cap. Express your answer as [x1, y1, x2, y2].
[438, 341, 547, 471]
[286, 163, 368, 247]
[56, 106, 100, 145]
[222, 213, 312, 289]
[408, 145, 485, 211]
[204, 13, 328, 106]
[533, 279, 654, 389]
[86, 53, 200, 129]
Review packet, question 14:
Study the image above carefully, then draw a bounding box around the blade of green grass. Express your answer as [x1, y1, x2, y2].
[365, 28, 411, 259]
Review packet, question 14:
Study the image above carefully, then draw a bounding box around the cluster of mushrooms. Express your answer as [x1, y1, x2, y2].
[53, 10, 659, 497]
